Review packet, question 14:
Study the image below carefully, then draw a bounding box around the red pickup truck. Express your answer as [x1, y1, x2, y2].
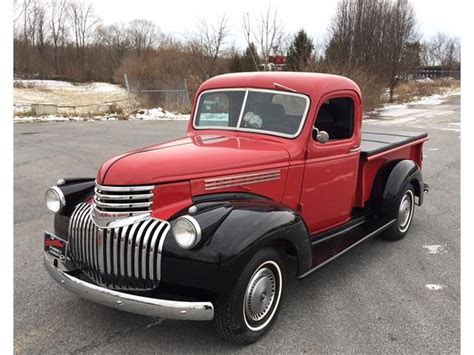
[43, 72, 429, 344]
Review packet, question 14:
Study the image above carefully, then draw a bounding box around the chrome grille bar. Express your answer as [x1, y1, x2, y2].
[149, 222, 166, 280]
[95, 184, 155, 192]
[134, 220, 150, 279]
[119, 225, 129, 276]
[68, 203, 170, 291]
[95, 191, 154, 200]
[94, 200, 152, 209]
[106, 228, 112, 276]
[93, 183, 154, 217]
[112, 227, 119, 276]
[127, 222, 140, 278]
[141, 220, 158, 281]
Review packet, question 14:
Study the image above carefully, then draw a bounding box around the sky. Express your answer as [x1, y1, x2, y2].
[93, 0, 463, 49]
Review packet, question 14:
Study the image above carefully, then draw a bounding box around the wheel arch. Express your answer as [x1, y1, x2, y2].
[381, 160, 424, 215]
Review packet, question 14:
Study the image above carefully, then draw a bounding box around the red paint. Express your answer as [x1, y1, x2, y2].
[96, 72, 427, 236]
[45, 238, 65, 248]
[152, 181, 193, 220]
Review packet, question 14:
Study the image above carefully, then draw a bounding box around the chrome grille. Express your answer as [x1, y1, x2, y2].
[94, 183, 154, 214]
[68, 203, 170, 290]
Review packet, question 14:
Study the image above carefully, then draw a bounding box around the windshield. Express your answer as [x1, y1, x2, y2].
[194, 89, 310, 138]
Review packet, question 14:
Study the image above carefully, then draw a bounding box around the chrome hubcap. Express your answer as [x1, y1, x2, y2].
[245, 267, 276, 322]
[398, 192, 413, 230]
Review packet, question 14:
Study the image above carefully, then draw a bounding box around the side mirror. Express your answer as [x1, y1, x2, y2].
[313, 127, 329, 143]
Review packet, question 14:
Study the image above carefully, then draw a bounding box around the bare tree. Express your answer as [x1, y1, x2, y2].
[49, 0, 68, 74]
[424, 32, 461, 70]
[96, 22, 132, 68]
[325, 0, 419, 102]
[68, 0, 99, 57]
[383, 0, 419, 101]
[16, 0, 33, 44]
[127, 19, 161, 56]
[33, 0, 47, 54]
[242, 4, 284, 66]
[188, 15, 229, 81]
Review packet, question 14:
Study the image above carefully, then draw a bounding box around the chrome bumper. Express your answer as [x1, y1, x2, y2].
[43, 253, 214, 321]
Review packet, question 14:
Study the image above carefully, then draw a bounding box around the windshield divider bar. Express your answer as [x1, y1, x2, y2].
[236, 89, 249, 129]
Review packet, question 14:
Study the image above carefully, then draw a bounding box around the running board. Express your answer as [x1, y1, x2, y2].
[298, 218, 396, 279]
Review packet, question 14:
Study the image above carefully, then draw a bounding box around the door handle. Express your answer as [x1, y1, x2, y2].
[349, 146, 361, 153]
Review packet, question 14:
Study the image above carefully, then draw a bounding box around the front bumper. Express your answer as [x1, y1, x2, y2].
[43, 253, 214, 321]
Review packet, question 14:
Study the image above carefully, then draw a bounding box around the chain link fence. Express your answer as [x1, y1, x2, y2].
[124, 74, 192, 113]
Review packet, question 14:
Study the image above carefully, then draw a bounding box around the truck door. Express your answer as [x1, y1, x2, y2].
[300, 92, 361, 234]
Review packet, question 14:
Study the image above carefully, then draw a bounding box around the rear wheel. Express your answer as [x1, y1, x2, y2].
[214, 247, 285, 344]
[381, 183, 415, 241]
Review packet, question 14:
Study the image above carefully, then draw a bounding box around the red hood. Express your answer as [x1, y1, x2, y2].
[97, 134, 290, 186]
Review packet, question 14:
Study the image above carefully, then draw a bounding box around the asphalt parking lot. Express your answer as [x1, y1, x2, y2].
[14, 95, 460, 353]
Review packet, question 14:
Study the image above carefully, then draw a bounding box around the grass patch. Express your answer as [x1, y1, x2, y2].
[390, 79, 460, 104]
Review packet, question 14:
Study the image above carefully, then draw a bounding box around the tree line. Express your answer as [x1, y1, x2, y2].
[14, 0, 461, 108]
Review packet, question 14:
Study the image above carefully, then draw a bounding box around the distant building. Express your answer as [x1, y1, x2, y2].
[259, 56, 287, 71]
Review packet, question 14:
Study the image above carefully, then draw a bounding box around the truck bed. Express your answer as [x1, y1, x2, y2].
[361, 126, 428, 158]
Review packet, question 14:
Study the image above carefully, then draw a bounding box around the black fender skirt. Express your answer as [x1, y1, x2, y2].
[161, 199, 312, 299]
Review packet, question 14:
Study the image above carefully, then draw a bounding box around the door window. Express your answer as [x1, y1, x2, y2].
[314, 97, 354, 141]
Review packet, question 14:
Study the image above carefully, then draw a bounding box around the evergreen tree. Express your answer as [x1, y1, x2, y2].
[229, 51, 243, 72]
[227, 44, 260, 72]
[286, 29, 315, 71]
[241, 43, 260, 71]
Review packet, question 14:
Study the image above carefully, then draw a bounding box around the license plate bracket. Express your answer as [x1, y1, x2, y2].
[44, 232, 67, 260]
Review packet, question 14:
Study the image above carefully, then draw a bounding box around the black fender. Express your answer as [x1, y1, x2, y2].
[52, 178, 95, 239]
[382, 160, 424, 216]
[161, 199, 312, 300]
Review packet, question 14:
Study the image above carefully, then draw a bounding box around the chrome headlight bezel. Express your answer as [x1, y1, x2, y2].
[172, 215, 201, 249]
[45, 186, 66, 213]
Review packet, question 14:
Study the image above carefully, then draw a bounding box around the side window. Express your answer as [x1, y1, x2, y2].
[313, 97, 354, 141]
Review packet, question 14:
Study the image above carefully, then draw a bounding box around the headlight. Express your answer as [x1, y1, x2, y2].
[172, 215, 201, 249]
[45, 186, 65, 213]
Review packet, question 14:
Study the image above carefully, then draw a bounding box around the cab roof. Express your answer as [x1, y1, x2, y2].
[197, 72, 361, 99]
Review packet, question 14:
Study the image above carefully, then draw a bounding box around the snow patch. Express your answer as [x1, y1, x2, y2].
[14, 79, 75, 88]
[86, 82, 125, 93]
[416, 77, 434, 83]
[409, 91, 458, 105]
[425, 284, 443, 290]
[422, 245, 447, 254]
[367, 88, 460, 118]
[14, 79, 127, 95]
[129, 107, 189, 121]
[377, 107, 425, 118]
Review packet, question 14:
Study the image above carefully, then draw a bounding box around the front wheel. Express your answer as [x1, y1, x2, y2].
[381, 183, 416, 241]
[214, 247, 285, 344]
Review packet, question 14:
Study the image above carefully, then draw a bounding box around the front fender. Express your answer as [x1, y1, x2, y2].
[52, 178, 95, 239]
[161, 200, 312, 299]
